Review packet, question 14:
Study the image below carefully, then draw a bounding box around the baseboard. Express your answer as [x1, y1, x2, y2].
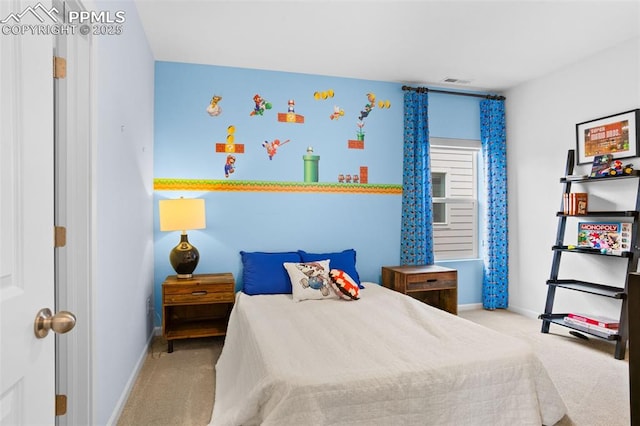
[457, 303, 540, 319]
[106, 329, 156, 426]
[506, 305, 540, 319]
[458, 303, 483, 311]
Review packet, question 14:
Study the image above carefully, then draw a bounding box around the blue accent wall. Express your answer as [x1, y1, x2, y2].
[153, 62, 486, 322]
[154, 61, 404, 182]
[429, 92, 482, 140]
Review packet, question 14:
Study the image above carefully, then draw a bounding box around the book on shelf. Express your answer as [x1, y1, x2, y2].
[567, 312, 619, 329]
[577, 221, 632, 252]
[563, 192, 588, 215]
[589, 154, 613, 178]
[563, 316, 618, 336]
[563, 174, 589, 181]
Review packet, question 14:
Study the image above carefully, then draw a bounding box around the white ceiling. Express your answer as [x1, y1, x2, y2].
[134, 0, 640, 93]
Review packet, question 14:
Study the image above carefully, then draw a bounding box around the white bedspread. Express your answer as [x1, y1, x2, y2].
[209, 283, 566, 426]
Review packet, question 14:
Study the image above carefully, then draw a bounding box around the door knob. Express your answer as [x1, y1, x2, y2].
[34, 308, 76, 338]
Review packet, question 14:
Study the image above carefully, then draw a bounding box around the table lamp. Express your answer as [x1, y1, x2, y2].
[159, 197, 206, 279]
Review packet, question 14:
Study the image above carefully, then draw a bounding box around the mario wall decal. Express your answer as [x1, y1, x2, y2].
[214, 125, 244, 178]
[262, 138, 291, 160]
[313, 89, 334, 100]
[206, 95, 223, 116]
[250, 94, 272, 116]
[330, 105, 345, 120]
[277, 99, 304, 123]
[313, 89, 345, 121]
[348, 92, 391, 149]
[224, 155, 236, 178]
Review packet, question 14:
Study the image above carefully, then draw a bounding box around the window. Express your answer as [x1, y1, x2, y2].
[432, 172, 447, 224]
[430, 139, 480, 260]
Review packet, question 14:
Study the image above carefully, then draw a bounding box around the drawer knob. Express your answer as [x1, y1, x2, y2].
[191, 290, 208, 296]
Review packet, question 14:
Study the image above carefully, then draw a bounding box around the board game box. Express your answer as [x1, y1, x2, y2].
[577, 222, 632, 252]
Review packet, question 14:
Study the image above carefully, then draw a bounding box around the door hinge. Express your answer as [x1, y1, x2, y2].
[53, 56, 66, 79]
[55, 394, 67, 416]
[54, 226, 66, 248]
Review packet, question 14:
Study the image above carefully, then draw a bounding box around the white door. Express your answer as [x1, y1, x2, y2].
[0, 1, 58, 424]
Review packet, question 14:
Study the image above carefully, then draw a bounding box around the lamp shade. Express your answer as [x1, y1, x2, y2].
[159, 198, 206, 232]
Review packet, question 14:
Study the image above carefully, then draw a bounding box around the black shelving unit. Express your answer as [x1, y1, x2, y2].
[540, 149, 640, 360]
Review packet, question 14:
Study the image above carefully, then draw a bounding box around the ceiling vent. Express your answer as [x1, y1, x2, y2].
[442, 77, 472, 85]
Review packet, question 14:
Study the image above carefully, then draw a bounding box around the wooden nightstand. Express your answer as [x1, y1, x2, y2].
[162, 273, 235, 353]
[381, 265, 458, 315]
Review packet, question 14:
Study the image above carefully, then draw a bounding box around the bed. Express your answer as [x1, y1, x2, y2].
[208, 251, 566, 425]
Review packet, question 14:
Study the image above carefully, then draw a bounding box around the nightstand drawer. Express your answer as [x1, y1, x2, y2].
[164, 285, 234, 304]
[406, 272, 457, 292]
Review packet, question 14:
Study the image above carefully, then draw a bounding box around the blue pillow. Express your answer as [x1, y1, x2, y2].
[298, 249, 363, 288]
[240, 251, 301, 295]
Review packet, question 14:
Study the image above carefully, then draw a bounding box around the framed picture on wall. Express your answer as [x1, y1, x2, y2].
[576, 109, 640, 164]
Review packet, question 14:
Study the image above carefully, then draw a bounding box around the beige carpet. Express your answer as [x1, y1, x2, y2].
[117, 309, 630, 426]
[460, 309, 629, 426]
[117, 336, 223, 426]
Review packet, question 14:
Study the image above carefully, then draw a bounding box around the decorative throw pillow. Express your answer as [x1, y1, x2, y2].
[283, 260, 338, 302]
[240, 251, 301, 295]
[329, 269, 360, 300]
[298, 249, 363, 288]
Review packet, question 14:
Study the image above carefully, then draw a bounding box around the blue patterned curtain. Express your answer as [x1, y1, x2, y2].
[480, 99, 508, 309]
[400, 91, 434, 265]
